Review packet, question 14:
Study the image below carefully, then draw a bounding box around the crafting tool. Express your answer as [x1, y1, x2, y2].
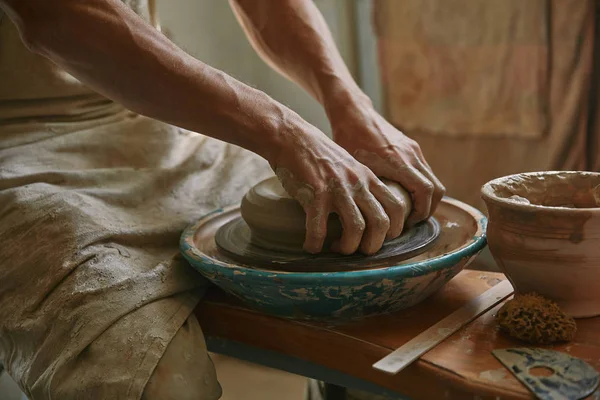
[493, 348, 600, 400]
[372, 279, 514, 374]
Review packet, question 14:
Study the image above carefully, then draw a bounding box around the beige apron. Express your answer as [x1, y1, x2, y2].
[375, 0, 598, 211]
[0, 2, 272, 399]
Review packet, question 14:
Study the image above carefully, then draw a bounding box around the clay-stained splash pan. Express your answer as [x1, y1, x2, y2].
[180, 198, 487, 321]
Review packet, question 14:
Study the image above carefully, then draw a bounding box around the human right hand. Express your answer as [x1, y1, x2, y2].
[269, 117, 409, 256]
[328, 102, 445, 229]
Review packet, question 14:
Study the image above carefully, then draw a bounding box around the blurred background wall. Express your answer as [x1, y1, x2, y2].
[157, 0, 364, 137]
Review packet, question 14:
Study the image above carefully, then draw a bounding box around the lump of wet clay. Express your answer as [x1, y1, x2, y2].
[240, 176, 412, 253]
[496, 293, 577, 345]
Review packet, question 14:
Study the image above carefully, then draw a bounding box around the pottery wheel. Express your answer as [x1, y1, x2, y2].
[215, 216, 441, 272]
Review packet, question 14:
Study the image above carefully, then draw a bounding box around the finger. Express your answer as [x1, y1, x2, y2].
[407, 143, 445, 217]
[303, 197, 329, 254]
[370, 179, 408, 239]
[354, 190, 390, 255]
[415, 161, 446, 217]
[330, 194, 365, 255]
[391, 167, 434, 227]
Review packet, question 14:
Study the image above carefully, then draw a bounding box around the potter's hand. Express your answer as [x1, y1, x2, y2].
[271, 119, 405, 255]
[329, 101, 445, 227]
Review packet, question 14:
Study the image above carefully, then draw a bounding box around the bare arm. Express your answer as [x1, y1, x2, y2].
[231, 0, 445, 228]
[229, 0, 362, 111]
[2, 0, 285, 161]
[0, 0, 402, 255]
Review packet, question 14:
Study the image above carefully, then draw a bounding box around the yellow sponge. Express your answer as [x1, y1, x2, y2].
[496, 293, 577, 345]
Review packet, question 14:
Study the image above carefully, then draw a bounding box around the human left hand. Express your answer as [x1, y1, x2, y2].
[327, 97, 445, 236]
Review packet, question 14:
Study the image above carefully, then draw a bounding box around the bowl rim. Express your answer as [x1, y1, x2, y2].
[481, 171, 600, 213]
[179, 197, 487, 283]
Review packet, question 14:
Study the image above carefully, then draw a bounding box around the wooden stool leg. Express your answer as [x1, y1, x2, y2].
[323, 383, 347, 400]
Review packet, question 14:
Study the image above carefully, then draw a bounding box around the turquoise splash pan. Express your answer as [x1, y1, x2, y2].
[180, 197, 487, 321]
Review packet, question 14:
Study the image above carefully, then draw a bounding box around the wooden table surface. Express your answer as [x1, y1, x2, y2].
[195, 270, 600, 399]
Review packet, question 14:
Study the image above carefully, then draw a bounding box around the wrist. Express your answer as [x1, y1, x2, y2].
[258, 102, 321, 168]
[323, 82, 373, 114]
[323, 88, 379, 143]
[223, 85, 311, 166]
[321, 81, 374, 127]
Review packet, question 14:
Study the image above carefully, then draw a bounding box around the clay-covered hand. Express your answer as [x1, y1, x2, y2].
[329, 100, 445, 228]
[270, 118, 406, 255]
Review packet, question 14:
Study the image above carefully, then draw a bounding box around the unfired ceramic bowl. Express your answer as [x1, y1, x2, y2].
[482, 171, 600, 318]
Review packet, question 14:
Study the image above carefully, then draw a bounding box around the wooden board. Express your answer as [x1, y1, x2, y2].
[373, 279, 514, 374]
[195, 270, 600, 400]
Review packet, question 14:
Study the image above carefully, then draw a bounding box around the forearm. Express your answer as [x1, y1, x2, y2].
[0, 0, 302, 162]
[230, 0, 371, 117]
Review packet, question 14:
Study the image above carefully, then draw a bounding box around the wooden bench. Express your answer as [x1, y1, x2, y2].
[195, 270, 600, 399]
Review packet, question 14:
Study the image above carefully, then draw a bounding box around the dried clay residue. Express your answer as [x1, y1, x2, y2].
[490, 172, 600, 209]
[496, 293, 577, 345]
[479, 368, 507, 383]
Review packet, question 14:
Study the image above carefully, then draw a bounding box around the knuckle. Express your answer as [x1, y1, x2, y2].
[436, 185, 447, 198]
[388, 194, 404, 208]
[375, 214, 390, 230]
[421, 181, 435, 195]
[351, 218, 366, 233]
[372, 178, 388, 189]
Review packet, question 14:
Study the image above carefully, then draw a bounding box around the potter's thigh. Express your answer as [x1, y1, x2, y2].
[142, 314, 222, 400]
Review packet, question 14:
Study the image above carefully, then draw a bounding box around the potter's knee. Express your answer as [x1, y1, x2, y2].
[142, 316, 222, 400]
[142, 367, 221, 400]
